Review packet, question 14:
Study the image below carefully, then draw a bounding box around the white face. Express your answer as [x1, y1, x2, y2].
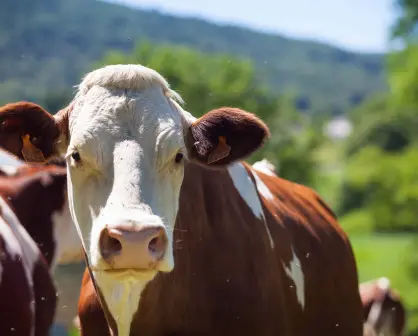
[65, 80, 188, 276]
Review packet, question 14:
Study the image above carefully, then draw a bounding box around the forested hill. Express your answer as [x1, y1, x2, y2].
[0, 0, 387, 114]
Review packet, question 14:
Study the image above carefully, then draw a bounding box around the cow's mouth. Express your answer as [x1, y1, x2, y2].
[91, 267, 158, 280]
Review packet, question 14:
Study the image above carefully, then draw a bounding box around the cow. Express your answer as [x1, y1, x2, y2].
[0, 64, 364, 336]
[0, 149, 77, 335]
[360, 277, 406, 336]
[0, 191, 56, 336]
[0, 149, 82, 268]
[0, 149, 84, 333]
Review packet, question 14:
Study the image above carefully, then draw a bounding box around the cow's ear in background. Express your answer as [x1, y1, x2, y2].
[0, 101, 68, 163]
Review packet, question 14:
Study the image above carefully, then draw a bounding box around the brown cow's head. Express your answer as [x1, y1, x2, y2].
[0, 64, 270, 333]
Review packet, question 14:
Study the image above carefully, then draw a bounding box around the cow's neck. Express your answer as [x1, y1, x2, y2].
[93, 271, 151, 336]
[87, 160, 271, 335]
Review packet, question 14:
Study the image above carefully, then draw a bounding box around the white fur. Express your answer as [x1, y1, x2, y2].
[251, 168, 274, 201]
[283, 246, 305, 309]
[93, 270, 154, 336]
[228, 163, 264, 220]
[63, 64, 190, 335]
[376, 277, 391, 291]
[228, 163, 274, 248]
[0, 196, 38, 336]
[252, 158, 277, 176]
[0, 149, 24, 176]
[51, 193, 84, 269]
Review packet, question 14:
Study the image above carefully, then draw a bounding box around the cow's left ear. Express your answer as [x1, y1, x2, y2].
[186, 107, 270, 166]
[0, 102, 70, 163]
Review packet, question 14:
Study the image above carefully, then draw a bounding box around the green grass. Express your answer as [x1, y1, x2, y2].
[350, 233, 418, 335]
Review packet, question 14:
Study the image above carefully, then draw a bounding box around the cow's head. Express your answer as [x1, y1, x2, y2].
[0, 64, 269, 330]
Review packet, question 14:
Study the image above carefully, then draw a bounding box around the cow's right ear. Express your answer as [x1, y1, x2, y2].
[0, 102, 70, 163]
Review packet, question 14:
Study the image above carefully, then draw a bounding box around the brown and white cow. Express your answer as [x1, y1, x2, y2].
[0, 150, 79, 335]
[360, 277, 406, 336]
[0, 193, 56, 336]
[0, 149, 84, 333]
[0, 64, 364, 336]
[0, 150, 82, 268]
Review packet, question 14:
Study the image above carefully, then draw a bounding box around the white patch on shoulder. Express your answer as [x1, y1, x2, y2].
[0, 196, 38, 336]
[251, 169, 274, 201]
[0, 150, 24, 176]
[228, 163, 265, 219]
[283, 246, 305, 309]
[228, 163, 274, 248]
[252, 159, 277, 176]
[93, 271, 154, 336]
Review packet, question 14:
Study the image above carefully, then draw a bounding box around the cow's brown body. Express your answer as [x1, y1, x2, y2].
[77, 162, 363, 336]
[0, 162, 68, 266]
[0, 178, 59, 336]
[360, 277, 406, 336]
[0, 152, 79, 335]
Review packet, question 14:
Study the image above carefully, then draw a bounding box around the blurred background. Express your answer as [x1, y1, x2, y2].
[2, 0, 418, 335]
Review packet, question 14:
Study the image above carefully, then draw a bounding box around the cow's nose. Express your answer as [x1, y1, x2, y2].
[99, 222, 168, 270]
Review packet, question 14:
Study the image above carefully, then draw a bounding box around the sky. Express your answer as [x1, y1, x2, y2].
[110, 0, 398, 53]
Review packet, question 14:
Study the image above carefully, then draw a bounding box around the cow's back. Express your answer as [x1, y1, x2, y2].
[0, 196, 56, 336]
[253, 165, 363, 335]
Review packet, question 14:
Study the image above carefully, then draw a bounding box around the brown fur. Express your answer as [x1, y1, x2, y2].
[0, 102, 60, 161]
[0, 163, 68, 266]
[0, 175, 58, 335]
[187, 107, 270, 166]
[77, 163, 363, 336]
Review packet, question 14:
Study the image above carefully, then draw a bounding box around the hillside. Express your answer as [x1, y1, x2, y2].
[0, 0, 387, 113]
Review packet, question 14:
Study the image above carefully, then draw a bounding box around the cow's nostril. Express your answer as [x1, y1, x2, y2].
[100, 229, 122, 260]
[147, 230, 167, 260]
[148, 237, 159, 253]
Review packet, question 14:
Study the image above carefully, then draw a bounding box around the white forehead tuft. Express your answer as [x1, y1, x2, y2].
[74, 64, 184, 105]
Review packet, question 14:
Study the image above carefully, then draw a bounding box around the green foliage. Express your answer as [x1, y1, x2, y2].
[345, 95, 418, 155]
[95, 42, 324, 186]
[0, 0, 386, 113]
[391, 0, 418, 40]
[340, 145, 418, 232]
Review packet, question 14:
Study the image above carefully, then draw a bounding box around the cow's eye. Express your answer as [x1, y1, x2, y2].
[71, 151, 81, 163]
[174, 152, 184, 164]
